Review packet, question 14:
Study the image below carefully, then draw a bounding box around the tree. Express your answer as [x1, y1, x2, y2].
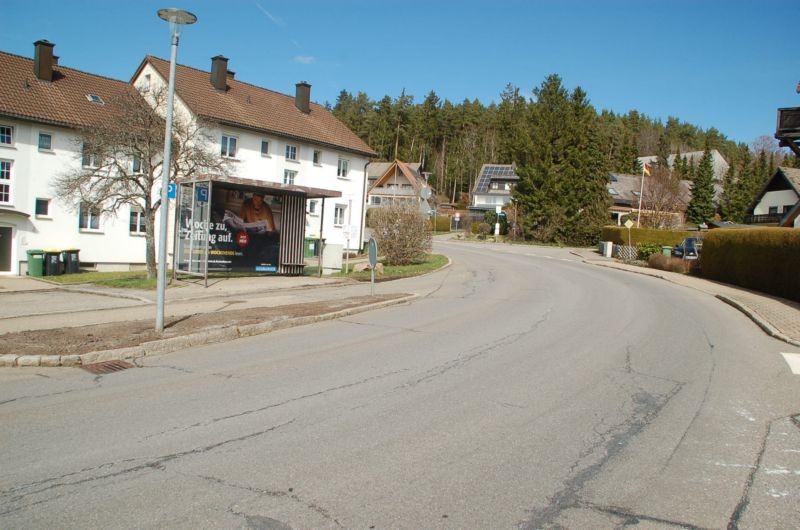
[368, 203, 432, 265]
[686, 145, 716, 225]
[641, 165, 684, 229]
[53, 87, 230, 278]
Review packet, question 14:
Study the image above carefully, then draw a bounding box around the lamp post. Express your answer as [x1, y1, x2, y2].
[155, 8, 196, 332]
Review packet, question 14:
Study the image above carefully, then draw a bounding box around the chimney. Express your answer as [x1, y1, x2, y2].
[295, 82, 311, 113]
[210, 55, 229, 91]
[33, 40, 55, 82]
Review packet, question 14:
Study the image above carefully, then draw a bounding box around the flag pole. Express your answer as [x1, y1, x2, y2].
[636, 164, 647, 228]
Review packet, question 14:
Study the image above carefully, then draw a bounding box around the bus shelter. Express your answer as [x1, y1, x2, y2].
[174, 175, 341, 282]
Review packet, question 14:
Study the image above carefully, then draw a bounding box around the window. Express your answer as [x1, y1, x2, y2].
[784, 205, 794, 214]
[132, 155, 142, 173]
[285, 144, 297, 161]
[768, 206, 779, 215]
[0, 125, 12, 146]
[0, 160, 11, 203]
[283, 169, 297, 185]
[38, 132, 52, 151]
[371, 196, 382, 205]
[607, 187, 619, 196]
[221, 135, 237, 158]
[129, 207, 146, 234]
[35, 198, 50, 217]
[308, 200, 318, 215]
[337, 158, 349, 178]
[261, 140, 270, 157]
[334, 204, 346, 226]
[82, 145, 100, 168]
[142, 74, 151, 92]
[313, 150, 321, 165]
[86, 94, 105, 105]
[79, 203, 101, 230]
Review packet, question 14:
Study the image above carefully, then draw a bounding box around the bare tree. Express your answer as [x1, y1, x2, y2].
[53, 87, 230, 278]
[369, 203, 432, 265]
[640, 165, 685, 229]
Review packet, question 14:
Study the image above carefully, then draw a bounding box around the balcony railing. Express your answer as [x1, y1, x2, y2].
[743, 214, 782, 224]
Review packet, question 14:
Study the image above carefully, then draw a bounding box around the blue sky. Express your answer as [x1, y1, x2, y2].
[4, 0, 799, 147]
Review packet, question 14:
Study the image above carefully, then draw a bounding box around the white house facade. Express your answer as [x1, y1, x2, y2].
[0, 41, 149, 275]
[131, 55, 374, 256]
[0, 42, 374, 276]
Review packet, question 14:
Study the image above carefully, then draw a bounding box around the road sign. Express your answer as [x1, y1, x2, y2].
[368, 238, 378, 296]
[624, 219, 634, 229]
[167, 182, 177, 199]
[196, 186, 209, 203]
[368, 238, 377, 267]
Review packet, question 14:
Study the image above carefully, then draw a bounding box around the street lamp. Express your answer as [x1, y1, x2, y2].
[155, 8, 197, 332]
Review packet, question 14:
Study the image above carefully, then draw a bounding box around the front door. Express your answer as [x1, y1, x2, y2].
[0, 226, 11, 272]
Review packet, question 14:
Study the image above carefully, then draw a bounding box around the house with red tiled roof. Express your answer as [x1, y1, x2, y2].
[0, 40, 377, 276]
[131, 55, 376, 268]
[0, 41, 148, 275]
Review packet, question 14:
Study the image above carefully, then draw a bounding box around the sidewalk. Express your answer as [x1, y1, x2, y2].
[0, 274, 415, 368]
[571, 249, 800, 348]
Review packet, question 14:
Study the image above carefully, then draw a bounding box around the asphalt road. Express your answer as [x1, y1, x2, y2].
[1, 241, 798, 529]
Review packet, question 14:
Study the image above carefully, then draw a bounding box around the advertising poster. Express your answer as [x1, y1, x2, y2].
[177, 182, 282, 273]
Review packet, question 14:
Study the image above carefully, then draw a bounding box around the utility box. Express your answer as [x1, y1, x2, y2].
[320, 243, 343, 275]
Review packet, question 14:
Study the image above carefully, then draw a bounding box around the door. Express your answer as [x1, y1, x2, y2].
[0, 226, 11, 272]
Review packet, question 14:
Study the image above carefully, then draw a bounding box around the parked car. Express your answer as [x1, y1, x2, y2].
[672, 237, 703, 260]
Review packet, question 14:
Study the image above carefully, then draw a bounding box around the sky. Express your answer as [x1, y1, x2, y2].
[3, 0, 799, 147]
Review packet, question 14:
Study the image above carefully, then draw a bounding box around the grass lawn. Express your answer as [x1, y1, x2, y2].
[42, 253, 448, 289]
[43, 270, 158, 289]
[307, 253, 448, 281]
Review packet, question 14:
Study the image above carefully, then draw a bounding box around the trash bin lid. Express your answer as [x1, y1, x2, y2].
[26, 249, 44, 254]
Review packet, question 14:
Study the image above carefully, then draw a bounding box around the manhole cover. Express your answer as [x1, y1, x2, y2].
[81, 360, 135, 374]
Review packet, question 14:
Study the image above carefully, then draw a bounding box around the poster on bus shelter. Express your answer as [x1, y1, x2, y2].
[178, 182, 282, 273]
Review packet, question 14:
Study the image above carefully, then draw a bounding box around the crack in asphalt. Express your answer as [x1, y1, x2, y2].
[726, 419, 772, 530]
[198, 474, 343, 528]
[142, 368, 408, 442]
[518, 385, 682, 530]
[662, 331, 716, 470]
[0, 420, 295, 517]
[582, 502, 713, 530]
[394, 308, 552, 390]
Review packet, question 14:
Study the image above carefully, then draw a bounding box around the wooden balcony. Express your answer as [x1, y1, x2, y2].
[743, 214, 781, 225]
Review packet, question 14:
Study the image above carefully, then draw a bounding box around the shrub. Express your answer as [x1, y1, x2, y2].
[431, 215, 451, 232]
[369, 203, 432, 265]
[637, 242, 663, 261]
[648, 253, 691, 274]
[701, 228, 800, 301]
[601, 226, 691, 246]
[477, 223, 492, 239]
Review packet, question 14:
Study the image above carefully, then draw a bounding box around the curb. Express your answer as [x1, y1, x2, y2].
[716, 295, 800, 348]
[572, 251, 800, 348]
[0, 294, 417, 368]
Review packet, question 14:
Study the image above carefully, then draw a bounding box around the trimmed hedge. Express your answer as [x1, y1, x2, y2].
[601, 226, 692, 246]
[701, 228, 800, 302]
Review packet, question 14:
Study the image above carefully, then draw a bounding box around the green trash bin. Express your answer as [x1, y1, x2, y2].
[662, 246, 672, 256]
[44, 250, 62, 276]
[26, 249, 45, 277]
[304, 238, 320, 258]
[61, 248, 80, 274]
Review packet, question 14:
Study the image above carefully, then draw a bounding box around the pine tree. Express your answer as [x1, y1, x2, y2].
[686, 145, 716, 224]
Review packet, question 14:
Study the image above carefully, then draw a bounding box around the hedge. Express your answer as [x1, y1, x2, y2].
[600, 226, 692, 246]
[701, 228, 800, 302]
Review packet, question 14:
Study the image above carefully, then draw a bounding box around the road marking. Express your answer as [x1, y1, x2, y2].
[780, 353, 800, 374]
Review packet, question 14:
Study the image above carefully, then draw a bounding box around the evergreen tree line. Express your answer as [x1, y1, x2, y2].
[332, 75, 796, 243]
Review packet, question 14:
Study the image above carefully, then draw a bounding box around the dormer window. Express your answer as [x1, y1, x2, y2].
[86, 94, 105, 105]
[608, 187, 619, 196]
